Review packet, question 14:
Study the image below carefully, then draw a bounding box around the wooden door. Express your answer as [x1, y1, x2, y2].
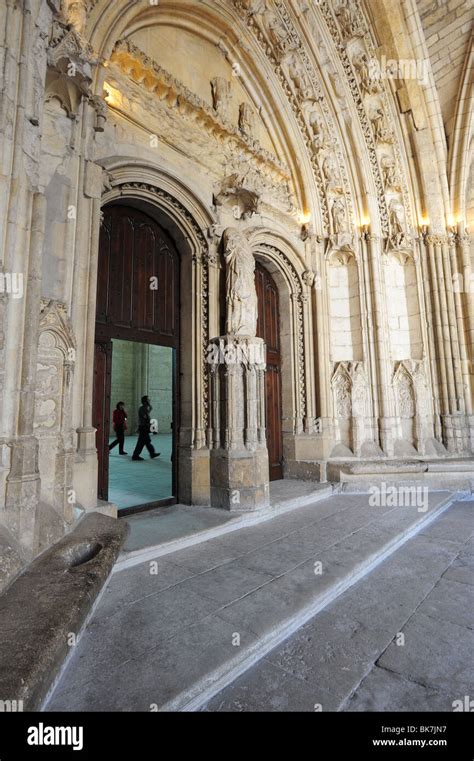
[255, 262, 283, 480]
[93, 340, 112, 500]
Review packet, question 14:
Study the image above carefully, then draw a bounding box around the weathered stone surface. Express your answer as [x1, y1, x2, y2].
[45, 492, 460, 712]
[202, 500, 473, 712]
[0, 513, 128, 710]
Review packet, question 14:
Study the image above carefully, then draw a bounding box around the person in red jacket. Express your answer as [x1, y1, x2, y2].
[109, 402, 128, 455]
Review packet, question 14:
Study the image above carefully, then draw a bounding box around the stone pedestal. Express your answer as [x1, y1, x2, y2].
[209, 336, 269, 511]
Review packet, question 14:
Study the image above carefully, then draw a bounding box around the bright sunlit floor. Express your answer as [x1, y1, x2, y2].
[108, 433, 173, 510]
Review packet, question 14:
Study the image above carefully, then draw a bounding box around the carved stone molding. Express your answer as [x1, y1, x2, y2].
[110, 39, 291, 210]
[232, 0, 355, 235]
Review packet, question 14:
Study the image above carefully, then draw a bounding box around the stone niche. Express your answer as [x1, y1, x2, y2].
[33, 301, 77, 547]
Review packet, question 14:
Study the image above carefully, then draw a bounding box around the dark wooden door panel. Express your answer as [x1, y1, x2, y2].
[255, 262, 283, 481]
[97, 206, 179, 344]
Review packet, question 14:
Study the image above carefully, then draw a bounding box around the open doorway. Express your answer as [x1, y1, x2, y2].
[93, 203, 180, 514]
[107, 339, 174, 512]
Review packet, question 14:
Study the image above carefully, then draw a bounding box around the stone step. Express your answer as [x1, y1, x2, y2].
[46, 490, 457, 713]
[116, 481, 334, 572]
[328, 458, 474, 493]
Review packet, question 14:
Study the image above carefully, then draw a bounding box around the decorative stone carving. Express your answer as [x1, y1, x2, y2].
[224, 228, 258, 337]
[331, 197, 347, 234]
[394, 365, 416, 419]
[61, 0, 87, 35]
[322, 153, 343, 194]
[352, 365, 369, 417]
[260, 5, 293, 60]
[46, 20, 95, 118]
[332, 366, 352, 418]
[334, 1, 365, 41]
[306, 103, 330, 153]
[302, 269, 316, 287]
[387, 198, 408, 250]
[211, 77, 231, 120]
[241, 0, 267, 15]
[209, 336, 269, 511]
[214, 172, 260, 219]
[369, 105, 394, 145]
[88, 93, 108, 132]
[381, 154, 401, 191]
[239, 102, 256, 136]
[34, 300, 77, 522]
[352, 51, 381, 95]
[286, 53, 313, 100]
[110, 40, 292, 214]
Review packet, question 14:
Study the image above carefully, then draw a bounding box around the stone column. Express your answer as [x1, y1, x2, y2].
[366, 234, 397, 455]
[209, 227, 270, 511]
[209, 336, 269, 511]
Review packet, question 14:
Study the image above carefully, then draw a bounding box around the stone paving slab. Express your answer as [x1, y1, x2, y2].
[46, 491, 456, 712]
[202, 500, 474, 712]
[118, 480, 333, 569]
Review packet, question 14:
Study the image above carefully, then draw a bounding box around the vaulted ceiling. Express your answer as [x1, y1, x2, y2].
[416, 0, 472, 146]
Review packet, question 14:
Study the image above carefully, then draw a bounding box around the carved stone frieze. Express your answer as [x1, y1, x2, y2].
[109, 40, 294, 213]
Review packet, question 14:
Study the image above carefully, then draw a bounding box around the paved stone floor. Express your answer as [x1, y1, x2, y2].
[121, 480, 331, 556]
[203, 500, 474, 712]
[45, 492, 473, 712]
[108, 433, 173, 509]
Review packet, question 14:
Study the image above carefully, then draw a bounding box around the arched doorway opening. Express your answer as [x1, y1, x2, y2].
[255, 261, 283, 481]
[93, 204, 180, 513]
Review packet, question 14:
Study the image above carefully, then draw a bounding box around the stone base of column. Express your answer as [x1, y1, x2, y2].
[208, 335, 270, 512]
[73, 427, 99, 511]
[442, 414, 472, 454]
[210, 448, 270, 511]
[378, 418, 398, 457]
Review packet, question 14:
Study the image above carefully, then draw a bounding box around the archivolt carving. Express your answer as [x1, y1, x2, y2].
[233, 0, 354, 235]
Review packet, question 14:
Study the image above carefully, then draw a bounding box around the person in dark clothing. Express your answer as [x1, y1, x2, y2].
[132, 395, 161, 461]
[109, 402, 128, 455]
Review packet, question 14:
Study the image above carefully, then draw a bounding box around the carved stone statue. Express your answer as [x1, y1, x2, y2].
[352, 51, 381, 95]
[381, 154, 400, 190]
[211, 77, 231, 120]
[287, 53, 313, 100]
[370, 106, 394, 145]
[224, 228, 258, 336]
[331, 197, 346, 234]
[239, 102, 256, 136]
[261, 6, 292, 60]
[242, 0, 267, 14]
[62, 0, 87, 35]
[335, 2, 363, 40]
[388, 199, 407, 249]
[307, 105, 329, 152]
[322, 154, 337, 187]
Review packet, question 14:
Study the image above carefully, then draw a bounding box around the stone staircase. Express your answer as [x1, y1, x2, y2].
[45, 486, 459, 712]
